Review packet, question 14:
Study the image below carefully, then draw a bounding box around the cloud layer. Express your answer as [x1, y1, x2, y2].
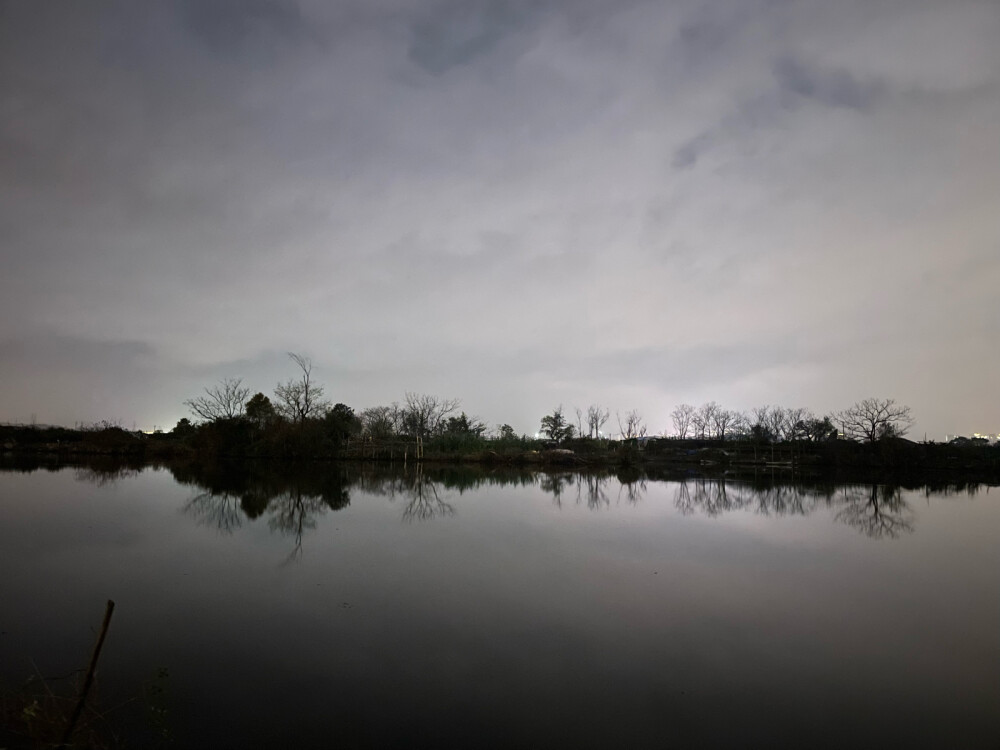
[2, 0, 998, 437]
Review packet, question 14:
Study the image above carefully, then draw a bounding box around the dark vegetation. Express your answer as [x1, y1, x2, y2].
[1, 599, 170, 750]
[2, 353, 998, 481]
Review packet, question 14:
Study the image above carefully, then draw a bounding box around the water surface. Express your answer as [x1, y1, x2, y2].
[1, 463, 997, 747]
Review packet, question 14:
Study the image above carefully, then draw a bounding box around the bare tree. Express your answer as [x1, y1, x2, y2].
[586, 404, 610, 438]
[273, 353, 331, 423]
[729, 410, 749, 439]
[766, 406, 788, 442]
[804, 415, 838, 441]
[712, 408, 739, 441]
[617, 409, 647, 439]
[693, 401, 719, 439]
[837, 398, 914, 442]
[575, 407, 585, 439]
[402, 392, 460, 438]
[671, 404, 695, 438]
[750, 405, 774, 442]
[184, 377, 250, 422]
[359, 404, 402, 439]
[783, 407, 810, 441]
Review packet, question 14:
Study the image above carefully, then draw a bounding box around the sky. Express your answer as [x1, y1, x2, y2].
[1, 0, 998, 439]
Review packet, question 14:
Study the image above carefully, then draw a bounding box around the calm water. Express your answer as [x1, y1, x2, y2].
[1, 463, 998, 748]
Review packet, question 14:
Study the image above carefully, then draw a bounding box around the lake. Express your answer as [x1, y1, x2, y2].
[1, 461, 998, 748]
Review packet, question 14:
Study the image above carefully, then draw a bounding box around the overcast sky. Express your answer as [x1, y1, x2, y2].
[1, 0, 998, 438]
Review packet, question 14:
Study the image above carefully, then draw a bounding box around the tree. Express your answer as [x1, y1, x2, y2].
[359, 404, 402, 439]
[245, 392, 276, 429]
[401, 393, 460, 438]
[729, 410, 750, 439]
[443, 412, 487, 436]
[586, 404, 610, 438]
[273, 353, 331, 423]
[783, 407, 809, 441]
[172, 417, 196, 438]
[617, 409, 647, 440]
[804, 415, 837, 442]
[184, 377, 250, 422]
[671, 404, 695, 438]
[325, 403, 362, 442]
[496, 424, 517, 441]
[693, 402, 719, 439]
[749, 405, 775, 442]
[837, 397, 914, 442]
[712, 408, 739, 441]
[540, 406, 574, 443]
[765, 406, 788, 443]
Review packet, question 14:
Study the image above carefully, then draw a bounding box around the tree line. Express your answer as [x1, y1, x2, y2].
[175, 352, 915, 457]
[174, 353, 502, 457]
[535, 398, 912, 446]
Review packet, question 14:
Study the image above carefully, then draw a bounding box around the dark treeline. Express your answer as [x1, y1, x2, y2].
[2, 353, 1000, 480]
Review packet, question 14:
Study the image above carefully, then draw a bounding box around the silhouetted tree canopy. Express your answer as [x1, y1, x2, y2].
[184, 377, 250, 422]
[838, 398, 913, 442]
[540, 406, 574, 443]
[273, 353, 330, 423]
[245, 392, 276, 428]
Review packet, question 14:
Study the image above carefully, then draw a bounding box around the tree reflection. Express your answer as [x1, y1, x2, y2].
[268, 488, 335, 561]
[674, 479, 835, 518]
[576, 473, 610, 510]
[674, 479, 739, 516]
[616, 466, 646, 505]
[539, 472, 573, 507]
[183, 491, 244, 534]
[36, 457, 954, 543]
[73, 463, 143, 487]
[400, 474, 455, 522]
[349, 465, 456, 521]
[670, 478, 915, 540]
[835, 484, 914, 539]
[172, 461, 351, 558]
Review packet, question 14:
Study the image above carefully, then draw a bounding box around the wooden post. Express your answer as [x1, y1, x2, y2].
[61, 599, 115, 747]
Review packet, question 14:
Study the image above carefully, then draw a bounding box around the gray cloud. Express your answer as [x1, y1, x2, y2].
[178, 0, 314, 56]
[1, 0, 998, 439]
[774, 56, 883, 110]
[407, 0, 540, 74]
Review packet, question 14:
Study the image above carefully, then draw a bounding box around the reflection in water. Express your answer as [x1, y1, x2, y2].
[674, 480, 821, 518]
[171, 462, 351, 559]
[184, 491, 244, 534]
[74, 464, 142, 487]
[2, 460, 998, 748]
[578, 474, 610, 510]
[835, 484, 914, 539]
[618, 467, 646, 505]
[399, 473, 455, 522]
[267, 488, 343, 562]
[672, 479, 915, 539]
[540, 473, 573, 507]
[19, 455, 990, 543]
[173, 468, 924, 541]
[354, 465, 456, 522]
[543, 471, 646, 509]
